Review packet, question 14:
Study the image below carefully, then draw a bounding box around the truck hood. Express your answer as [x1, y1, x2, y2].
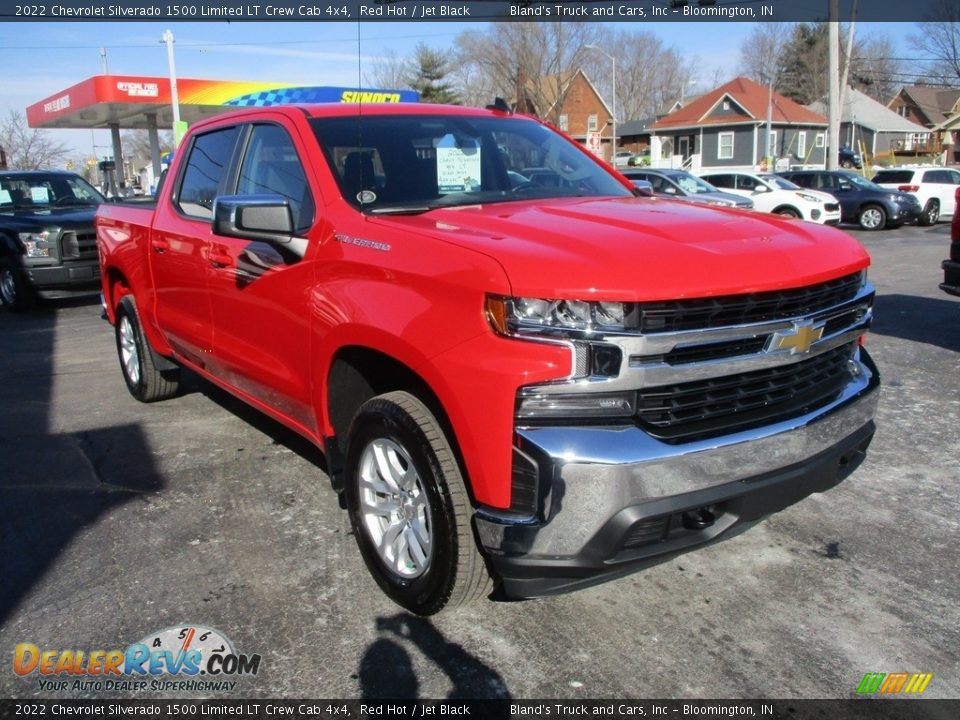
[378, 196, 870, 300]
[0, 205, 99, 233]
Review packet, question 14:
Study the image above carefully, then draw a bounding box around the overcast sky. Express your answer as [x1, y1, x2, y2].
[0, 20, 911, 160]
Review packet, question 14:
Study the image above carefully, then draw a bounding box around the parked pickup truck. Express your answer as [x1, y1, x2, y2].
[97, 103, 880, 615]
[1, 170, 105, 310]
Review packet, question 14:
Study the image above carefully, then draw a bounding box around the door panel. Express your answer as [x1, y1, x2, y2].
[151, 125, 240, 366]
[207, 122, 318, 432]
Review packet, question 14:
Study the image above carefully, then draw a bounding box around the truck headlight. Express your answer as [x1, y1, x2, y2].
[486, 295, 629, 336]
[796, 192, 822, 204]
[18, 231, 53, 258]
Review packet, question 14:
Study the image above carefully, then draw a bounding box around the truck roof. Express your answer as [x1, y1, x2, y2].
[186, 102, 522, 133]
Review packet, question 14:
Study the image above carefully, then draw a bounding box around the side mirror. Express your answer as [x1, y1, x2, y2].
[213, 194, 294, 245]
[632, 180, 655, 197]
[752, 186, 769, 194]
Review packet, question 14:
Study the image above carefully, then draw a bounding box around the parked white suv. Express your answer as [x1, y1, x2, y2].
[871, 167, 960, 226]
[699, 171, 842, 225]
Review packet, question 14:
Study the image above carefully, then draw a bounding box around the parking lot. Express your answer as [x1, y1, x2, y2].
[0, 221, 957, 701]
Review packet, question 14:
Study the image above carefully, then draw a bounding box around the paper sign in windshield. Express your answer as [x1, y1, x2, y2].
[30, 186, 50, 204]
[436, 134, 481, 193]
[0, 190, 11, 205]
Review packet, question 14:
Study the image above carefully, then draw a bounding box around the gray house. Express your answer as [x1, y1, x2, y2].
[650, 76, 829, 172]
[808, 87, 930, 160]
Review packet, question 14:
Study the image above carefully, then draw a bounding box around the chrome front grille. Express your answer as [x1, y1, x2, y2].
[519, 273, 875, 444]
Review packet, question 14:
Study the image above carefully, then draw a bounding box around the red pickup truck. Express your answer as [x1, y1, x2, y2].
[97, 103, 880, 615]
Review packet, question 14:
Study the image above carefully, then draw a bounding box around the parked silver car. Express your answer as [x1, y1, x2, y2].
[622, 168, 754, 210]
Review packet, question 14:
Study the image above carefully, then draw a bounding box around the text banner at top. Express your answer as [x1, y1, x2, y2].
[0, 0, 946, 23]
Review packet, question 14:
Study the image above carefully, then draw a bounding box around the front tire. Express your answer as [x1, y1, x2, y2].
[774, 206, 801, 219]
[919, 200, 940, 226]
[115, 295, 181, 402]
[0, 264, 37, 311]
[344, 391, 492, 615]
[858, 204, 887, 231]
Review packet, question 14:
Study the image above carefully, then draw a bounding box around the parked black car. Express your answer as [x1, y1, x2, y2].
[839, 146, 862, 169]
[777, 169, 921, 230]
[0, 171, 104, 310]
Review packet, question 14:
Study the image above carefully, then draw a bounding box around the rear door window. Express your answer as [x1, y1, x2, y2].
[176, 126, 240, 219]
[872, 170, 914, 185]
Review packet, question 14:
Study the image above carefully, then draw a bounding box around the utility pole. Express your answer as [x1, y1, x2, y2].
[828, 0, 840, 170]
[161, 30, 183, 146]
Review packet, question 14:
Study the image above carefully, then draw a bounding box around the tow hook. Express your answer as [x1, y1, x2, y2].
[682, 507, 716, 530]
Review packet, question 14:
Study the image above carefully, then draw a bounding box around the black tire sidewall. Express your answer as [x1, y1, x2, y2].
[115, 296, 147, 399]
[0, 263, 36, 311]
[921, 201, 939, 226]
[344, 398, 460, 615]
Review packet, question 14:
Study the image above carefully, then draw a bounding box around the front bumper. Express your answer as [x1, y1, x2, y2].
[893, 203, 922, 224]
[25, 260, 100, 292]
[476, 349, 879, 598]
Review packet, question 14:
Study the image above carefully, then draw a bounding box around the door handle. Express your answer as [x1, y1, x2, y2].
[151, 238, 170, 253]
[209, 251, 234, 269]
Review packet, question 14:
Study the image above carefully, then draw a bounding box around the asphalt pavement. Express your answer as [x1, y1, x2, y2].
[0, 222, 957, 701]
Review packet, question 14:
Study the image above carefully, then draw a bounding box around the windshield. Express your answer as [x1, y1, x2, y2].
[0, 173, 104, 210]
[668, 171, 719, 195]
[0, 173, 105, 210]
[761, 175, 802, 190]
[309, 114, 631, 213]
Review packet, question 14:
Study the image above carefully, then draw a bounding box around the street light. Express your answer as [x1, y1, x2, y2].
[585, 45, 616, 164]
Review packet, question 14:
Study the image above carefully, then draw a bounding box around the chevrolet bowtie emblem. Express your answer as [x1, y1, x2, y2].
[768, 321, 825, 354]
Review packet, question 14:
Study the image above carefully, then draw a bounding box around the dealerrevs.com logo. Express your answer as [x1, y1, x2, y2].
[13, 625, 261, 693]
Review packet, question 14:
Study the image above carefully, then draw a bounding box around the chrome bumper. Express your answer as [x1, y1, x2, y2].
[477, 348, 879, 596]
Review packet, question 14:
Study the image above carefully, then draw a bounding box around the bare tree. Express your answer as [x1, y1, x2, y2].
[0, 110, 71, 170]
[364, 49, 412, 91]
[908, 1, 960, 84]
[581, 27, 698, 123]
[738, 23, 793, 85]
[850, 35, 906, 103]
[454, 22, 602, 124]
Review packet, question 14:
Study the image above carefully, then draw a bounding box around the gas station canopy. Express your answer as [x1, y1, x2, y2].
[27, 75, 418, 130]
[26, 75, 417, 189]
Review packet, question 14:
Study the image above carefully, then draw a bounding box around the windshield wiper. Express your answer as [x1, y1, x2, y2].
[366, 205, 434, 215]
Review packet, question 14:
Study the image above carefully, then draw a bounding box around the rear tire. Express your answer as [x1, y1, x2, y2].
[344, 391, 492, 615]
[919, 200, 940, 226]
[0, 264, 37, 312]
[115, 295, 181, 402]
[858, 204, 887, 231]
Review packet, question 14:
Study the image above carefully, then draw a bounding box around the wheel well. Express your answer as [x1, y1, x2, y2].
[326, 347, 454, 490]
[773, 205, 801, 217]
[105, 267, 129, 320]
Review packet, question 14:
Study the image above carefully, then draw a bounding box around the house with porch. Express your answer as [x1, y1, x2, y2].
[808, 87, 930, 163]
[887, 85, 960, 161]
[649, 76, 829, 173]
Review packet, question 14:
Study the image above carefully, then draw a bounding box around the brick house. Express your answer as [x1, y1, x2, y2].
[515, 68, 615, 161]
